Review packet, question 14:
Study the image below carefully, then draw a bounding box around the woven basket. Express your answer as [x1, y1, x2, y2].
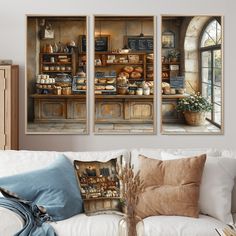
[184, 111, 206, 126]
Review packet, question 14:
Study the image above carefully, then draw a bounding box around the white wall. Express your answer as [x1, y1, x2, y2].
[0, 0, 235, 151]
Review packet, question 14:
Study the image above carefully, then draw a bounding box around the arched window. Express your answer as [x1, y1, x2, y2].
[200, 19, 222, 127]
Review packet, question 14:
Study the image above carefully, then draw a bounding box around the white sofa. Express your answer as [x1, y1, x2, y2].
[0, 148, 235, 236]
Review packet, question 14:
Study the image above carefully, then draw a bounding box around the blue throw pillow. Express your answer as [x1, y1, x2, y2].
[0, 155, 83, 221]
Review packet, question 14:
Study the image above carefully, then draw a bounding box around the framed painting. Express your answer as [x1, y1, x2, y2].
[161, 15, 224, 135]
[162, 30, 175, 48]
[93, 15, 156, 134]
[26, 15, 89, 134]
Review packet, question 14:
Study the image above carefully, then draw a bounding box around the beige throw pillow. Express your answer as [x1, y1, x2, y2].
[136, 154, 206, 219]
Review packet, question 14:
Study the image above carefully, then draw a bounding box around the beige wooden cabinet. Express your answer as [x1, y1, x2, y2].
[0, 65, 19, 150]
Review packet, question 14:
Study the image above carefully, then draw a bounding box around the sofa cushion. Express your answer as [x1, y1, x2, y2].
[162, 152, 236, 224]
[50, 213, 121, 236]
[131, 148, 219, 173]
[143, 214, 227, 236]
[0, 207, 24, 236]
[0, 149, 129, 178]
[135, 154, 206, 219]
[0, 155, 83, 221]
[220, 150, 236, 213]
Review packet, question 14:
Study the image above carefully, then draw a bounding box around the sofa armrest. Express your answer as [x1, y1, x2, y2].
[0, 207, 24, 236]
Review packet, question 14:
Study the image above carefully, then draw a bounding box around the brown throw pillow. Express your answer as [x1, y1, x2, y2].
[135, 154, 206, 219]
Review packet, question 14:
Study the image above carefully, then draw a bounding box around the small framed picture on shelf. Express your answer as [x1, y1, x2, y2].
[95, 35, 111, 52]
[162, 30, 175, 48]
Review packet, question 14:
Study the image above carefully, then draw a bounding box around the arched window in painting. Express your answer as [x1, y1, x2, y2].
[200, 19, 222, 127]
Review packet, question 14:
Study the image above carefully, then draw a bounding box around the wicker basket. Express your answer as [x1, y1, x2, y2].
[184, 111, 206, 126]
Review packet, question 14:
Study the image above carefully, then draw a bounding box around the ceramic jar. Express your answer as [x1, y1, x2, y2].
[136, 88, 143, 95]
[170, 88, 176, 95]
[143, 87, 150, 95]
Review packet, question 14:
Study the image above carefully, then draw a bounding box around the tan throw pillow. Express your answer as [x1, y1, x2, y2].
[135, 154, 206, 219]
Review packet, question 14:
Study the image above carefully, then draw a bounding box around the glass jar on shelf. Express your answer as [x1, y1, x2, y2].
[54, 73, 72, 88]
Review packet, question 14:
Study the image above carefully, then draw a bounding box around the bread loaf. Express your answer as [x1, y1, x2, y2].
[105, 85, 115, 90]
[119, 71, 130, 78]
[130, 71, 142, 79]
[134, 66, 143, 73]
[123, 66, 134, 73]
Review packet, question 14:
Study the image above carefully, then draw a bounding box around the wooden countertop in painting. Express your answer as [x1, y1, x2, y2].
[31, 94, 153, 99]
[95, 95, 153, 99]
[162, 93, 189, 99]
[30, 94, 86, 98]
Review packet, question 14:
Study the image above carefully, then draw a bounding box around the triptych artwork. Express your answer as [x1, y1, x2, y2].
[26, 15, 223, 135]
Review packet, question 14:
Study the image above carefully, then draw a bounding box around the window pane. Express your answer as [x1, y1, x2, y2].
[214, 86, 221, 105]
[216, 20, 222, 44]
[202, 51, 211, 67]
[201, 32, 215, 47]
[214, 103, 221, 125]
[202, 68, 212, 84]
[201, 19, 221, 47]
[213, 68, 221, 86]
[202, 82, 212, 102]
[206, 111, 212, 120]
[206, 20, 217, 41]
[213, 49, 221, 68]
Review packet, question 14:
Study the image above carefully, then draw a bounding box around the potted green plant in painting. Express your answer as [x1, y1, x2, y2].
[176, 92, 212, 126]
[167, 49, 180, 62]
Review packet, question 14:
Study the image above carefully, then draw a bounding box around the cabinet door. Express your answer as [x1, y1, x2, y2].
[34, 99, 67, 120]
[125, 100, 153, 121]
[67, 99, 86, 121]
[0, 68, 6, 149]
[95, 100, 124, 122]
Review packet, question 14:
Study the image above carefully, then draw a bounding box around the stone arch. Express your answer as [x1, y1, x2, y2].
[184, 16, 211, 93]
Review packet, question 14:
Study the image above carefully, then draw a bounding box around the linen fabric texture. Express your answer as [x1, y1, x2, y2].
[0, 155, 83, 221]
[135, 154, 206, 219]
[161, 152, 236, 224]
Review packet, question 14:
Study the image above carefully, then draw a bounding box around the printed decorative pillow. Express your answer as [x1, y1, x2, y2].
[0, 155, 83, 221]
[74, 157, 122, 215]
[135, 154, 206, 219]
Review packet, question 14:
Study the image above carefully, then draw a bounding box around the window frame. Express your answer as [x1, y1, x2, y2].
[199, 17, 222, 128]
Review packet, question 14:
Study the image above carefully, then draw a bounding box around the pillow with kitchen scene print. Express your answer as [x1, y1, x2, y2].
[74, 155, 124, 216]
